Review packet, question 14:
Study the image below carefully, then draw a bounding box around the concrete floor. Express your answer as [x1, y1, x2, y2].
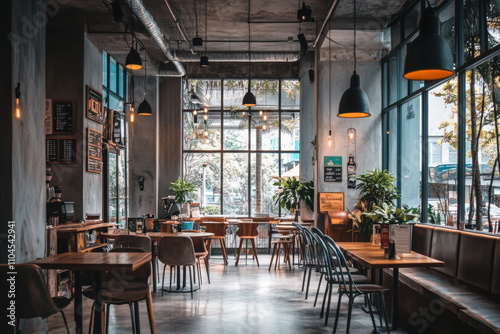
[47, 253, 409, 334]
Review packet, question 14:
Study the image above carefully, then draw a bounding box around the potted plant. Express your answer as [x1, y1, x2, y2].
[364, 203, 417, 225]
[273, 176, 314, 218]
[169, 177, 197, 217]
[348, 168, 400, 242]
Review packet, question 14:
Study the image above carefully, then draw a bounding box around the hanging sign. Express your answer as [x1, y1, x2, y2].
[324, 156, 342, 182]
[86, 85, 104, 124]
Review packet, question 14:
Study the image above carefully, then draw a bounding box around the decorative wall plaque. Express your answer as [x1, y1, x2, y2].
[86, 85, 104, 124]
[324, 156, 342, 182]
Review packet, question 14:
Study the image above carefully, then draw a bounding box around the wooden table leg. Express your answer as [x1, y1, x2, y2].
[392, 268, 399, 330]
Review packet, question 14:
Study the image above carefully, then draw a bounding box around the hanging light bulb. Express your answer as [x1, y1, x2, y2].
[347, 128, 356, 140]
[130, 106, 135, 123]
[262, 123, 268, 131]
[204, 129, 209, 136]
[15, 83, 21, 119]
[328, 130, 332, 147]
[205, 93, 211, 100]
[204, 107, 208, 113]
[203, 114, 208, 121]
[263, 114, 268, 121]
[193, 109, 198, 116]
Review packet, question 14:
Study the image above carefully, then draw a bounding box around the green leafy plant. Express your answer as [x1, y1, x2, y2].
[364, 203, 417, 225]
[273, 177, 314, 213]
[348, 169, 400, 242]
[169, 177, 197, 204]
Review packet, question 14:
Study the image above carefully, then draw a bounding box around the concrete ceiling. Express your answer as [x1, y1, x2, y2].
[60, 0, 409, 73]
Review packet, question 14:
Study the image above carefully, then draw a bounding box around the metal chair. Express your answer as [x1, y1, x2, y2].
[157, 236, 197, 299]
[0, 264, 71, 334]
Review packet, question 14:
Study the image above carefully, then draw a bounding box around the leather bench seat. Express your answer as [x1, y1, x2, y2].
[387, 224, 500, 333]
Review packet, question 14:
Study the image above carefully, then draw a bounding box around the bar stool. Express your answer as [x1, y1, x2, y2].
[268, 238, 292, 270]
[201, 222, 229, 265]
[235, 222, 260, 267]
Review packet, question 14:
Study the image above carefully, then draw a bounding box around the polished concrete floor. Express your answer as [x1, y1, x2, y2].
[48, 253, 409, 334]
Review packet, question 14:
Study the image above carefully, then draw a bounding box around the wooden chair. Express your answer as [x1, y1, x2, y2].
[83, 247, 156, 334]
[201, 222, 229, 265]
[269, 238, 292, 271]
[157, 236, 197, 299]
[235, 222, 260, 267]
[0, 264, 71, 334]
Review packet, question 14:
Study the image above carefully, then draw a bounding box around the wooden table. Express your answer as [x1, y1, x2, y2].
[336, 242, 444, 330]
[102, 231, 213, 292]
[30, 252, 151, 334]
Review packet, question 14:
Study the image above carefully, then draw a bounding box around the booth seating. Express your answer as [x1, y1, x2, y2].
[384, 224, 500, 334]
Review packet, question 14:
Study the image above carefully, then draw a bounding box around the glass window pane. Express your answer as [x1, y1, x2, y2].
[390, 20, 401, 50]
[223, 111, 249, 150]
[254, 80, 279, 110]
[250, 111, 280, 150]
[388, 108, 398, 175]
[404, 1, 421, 39]
[464, 0, 482, 63]
[109, 94, 123, 111]
[223, 79, 248, 110]
[110, 58, 117, 93]
[388, 55, 399, 105]
[183, 153, 221, 214]
[103, 52, 108, 88]
[487, 0, 500, 50]
[250, 153, 280, 216]
[281, 153, 300, 177]
[440, 2, 456, 66]
[281, 80, 300, 110]
[400, 97, 421, 209]
[118, 65, 124, 98]
[183, 112, 221, 151]
[281, 112, 300, 151]
[109, 152, 117, 224]
[185, 79, 222, 110]
[222, 153, 249, 216]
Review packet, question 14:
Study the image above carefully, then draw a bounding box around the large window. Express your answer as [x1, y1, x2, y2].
[102, 51, 129, 227]
[382, 0, 500, 232]
[182, 79, 300, 217]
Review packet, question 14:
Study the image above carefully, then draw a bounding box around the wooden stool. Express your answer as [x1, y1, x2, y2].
[269, 239, 292, 271]
[235, 222, 259, 267]
[201, 222, 229, 266]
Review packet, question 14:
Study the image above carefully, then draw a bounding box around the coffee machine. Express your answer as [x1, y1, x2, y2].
[46, 186, 74, 225]
[160, 196, 181, 219]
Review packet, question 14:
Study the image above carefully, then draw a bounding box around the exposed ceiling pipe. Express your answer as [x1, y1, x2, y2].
[312, 0, 340, 48]
[127, 0, 186, 76]
[163, 0, 196, 55]
[172, 51, 300, 62]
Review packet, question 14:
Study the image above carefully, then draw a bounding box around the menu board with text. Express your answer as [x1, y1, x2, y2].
[46, 138, 77, 163]
[86, 86, 104, 124]
[324, 156, 342, 182]
[87, 128, 102, 173]
[318, 192, 344, 212]
[52, 101, 74, 133]
[389, 224, 412, 254]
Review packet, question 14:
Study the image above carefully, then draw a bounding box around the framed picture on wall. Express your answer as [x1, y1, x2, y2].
[318, 192, 344, 212]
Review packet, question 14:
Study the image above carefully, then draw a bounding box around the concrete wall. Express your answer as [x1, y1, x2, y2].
[129, 74, 159, 217]
[317, 60, 382, 210]
[46, 12, 103, 220]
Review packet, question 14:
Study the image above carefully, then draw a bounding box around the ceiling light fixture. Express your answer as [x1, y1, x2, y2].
[297, 1, 314, 22]
[297, 30, 308, 54]
[126, 41, 143, 70]
[15, 83, 21, 119]
[242, 0, 256, 107]
[138, 49, 152, 116]
[327, 20, 332, 147]
[111, 0, 124, 23]
[193, 0, 203, 46]
[403, 6, 454, 81]
[200, 0, 209, 68]
[338, 0, 370, 118]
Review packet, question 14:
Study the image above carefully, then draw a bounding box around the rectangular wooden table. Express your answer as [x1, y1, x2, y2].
[336, 242, 444, 330]
[31, 252, 151, 334]
[102, 231, 213, 292]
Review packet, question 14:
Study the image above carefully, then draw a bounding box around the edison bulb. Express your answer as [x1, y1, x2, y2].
[193, 110, 198, 115]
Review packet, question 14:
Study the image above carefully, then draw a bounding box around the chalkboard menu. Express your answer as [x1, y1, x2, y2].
[324, 156, 342, 182]
[46, 139, 58, 162]
[113, 111, 125, 146]
[87, 128, 102, 174]
[52, 101, 74, 133]
[86, 85, 104, 124]
[46, 138, 78, 163]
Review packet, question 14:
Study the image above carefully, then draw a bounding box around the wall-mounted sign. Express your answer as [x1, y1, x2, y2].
[324, 156, 342, 182]
[52, 101, 74, 133]
[46, 138, 78, 163]
[86, 85, 104, 124]
[112, 111, 125, 147]
[87, 128, 102, 173]
[318, 192, 344, 212]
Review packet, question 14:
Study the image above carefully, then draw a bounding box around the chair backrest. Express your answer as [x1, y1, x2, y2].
[114, 235, 152, 252]
[323, 235, 359, 293]
[311, 226, 325, 236]
[201, 222, 228, 237]
[302, 228, 321, 267]
[158, 236, 196, 266]
[0, 264, 60, 319]
[292, 222, 304, 231]
[195, 217, 227, 223]
[236, 222, 259, 237]
[105, 247, 151, 285]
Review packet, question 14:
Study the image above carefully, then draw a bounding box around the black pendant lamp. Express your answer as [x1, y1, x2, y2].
[200, 0, 209, 68]
[242, 0, 256, 107]
[126, 40, 142, 71]
[193, 0, 203, 46]
[403, 7, 454, 81]
[138, 50, 152, 116]
[338, 0, 370, 118]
